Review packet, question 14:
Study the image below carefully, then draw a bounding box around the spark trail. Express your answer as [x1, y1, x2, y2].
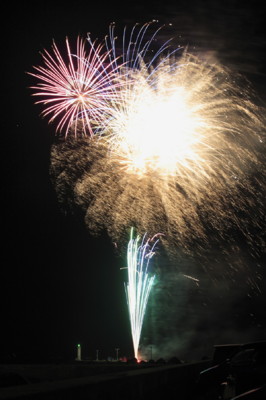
[124, 228, 158, 359]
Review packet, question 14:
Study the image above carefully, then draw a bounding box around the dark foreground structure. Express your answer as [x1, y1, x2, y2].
[197, 340, 266, 399]
[3, 340, 265, 399]
[0, 360, 209, 400]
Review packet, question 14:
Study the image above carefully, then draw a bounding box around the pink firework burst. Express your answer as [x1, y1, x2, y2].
[30, 37, 121, 137]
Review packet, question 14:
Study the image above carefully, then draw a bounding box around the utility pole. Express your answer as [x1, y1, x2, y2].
[115, 348, 120, 361]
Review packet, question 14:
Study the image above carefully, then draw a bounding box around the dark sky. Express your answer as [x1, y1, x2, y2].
[2, 1, 266, 362]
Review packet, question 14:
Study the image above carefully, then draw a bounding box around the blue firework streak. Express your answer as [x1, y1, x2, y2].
[125, 227, 159, 359]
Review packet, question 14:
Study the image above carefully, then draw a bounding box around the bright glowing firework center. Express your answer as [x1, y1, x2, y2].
[125, 228, 158, 360]
[106, 69, 207, 177]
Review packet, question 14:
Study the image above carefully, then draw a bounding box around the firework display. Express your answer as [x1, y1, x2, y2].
[30, 22, 265, 355]
[29, 37, 122, 136]
[125, 228, 158, 359]
[43, 23, 264, 257]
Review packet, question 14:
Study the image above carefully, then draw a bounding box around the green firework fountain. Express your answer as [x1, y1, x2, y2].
[124, 228, 159, 359]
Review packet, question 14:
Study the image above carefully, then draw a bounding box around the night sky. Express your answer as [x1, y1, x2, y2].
[2, 1, 266, 362]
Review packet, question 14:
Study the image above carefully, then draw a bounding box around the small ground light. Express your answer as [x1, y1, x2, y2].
[76, 343, 82, 361]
